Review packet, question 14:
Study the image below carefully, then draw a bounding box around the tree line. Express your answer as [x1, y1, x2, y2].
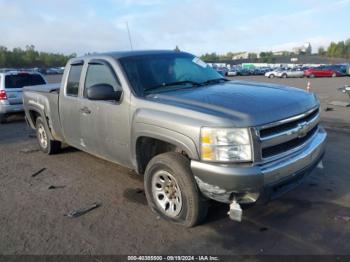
[200, 51, 276, 63]
[0, 45, 76, 68]
[201, 38, 350, 62]
[318, 39, 350, 58]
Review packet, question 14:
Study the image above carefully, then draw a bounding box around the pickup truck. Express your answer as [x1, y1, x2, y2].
[23, 50, 327, 227]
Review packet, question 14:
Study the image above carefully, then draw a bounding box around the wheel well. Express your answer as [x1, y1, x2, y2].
[29, 110, 40, 126]
[136, 137, 188, 174]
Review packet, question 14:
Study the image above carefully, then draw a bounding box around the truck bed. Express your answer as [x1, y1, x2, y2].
[23, 83, 64, 142]
[23, 83, 60, 93]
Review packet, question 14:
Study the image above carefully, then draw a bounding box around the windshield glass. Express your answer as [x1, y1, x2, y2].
[119, 53, 223, 95]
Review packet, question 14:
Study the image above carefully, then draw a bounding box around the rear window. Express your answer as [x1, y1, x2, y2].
[5, 74, 46, 89]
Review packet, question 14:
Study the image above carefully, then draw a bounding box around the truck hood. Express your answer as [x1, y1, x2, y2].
[146, 80, 319, 127]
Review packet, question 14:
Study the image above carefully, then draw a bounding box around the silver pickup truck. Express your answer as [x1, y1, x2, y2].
[23, 50, 327, 227]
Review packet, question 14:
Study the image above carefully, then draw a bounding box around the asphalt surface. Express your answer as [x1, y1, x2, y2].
[0, 75, 349, 255]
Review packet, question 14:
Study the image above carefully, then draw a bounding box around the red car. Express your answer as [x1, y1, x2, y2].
[304, 66, 344, 78]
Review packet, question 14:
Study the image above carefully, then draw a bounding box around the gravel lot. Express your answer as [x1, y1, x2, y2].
[0, 75, 349, 255]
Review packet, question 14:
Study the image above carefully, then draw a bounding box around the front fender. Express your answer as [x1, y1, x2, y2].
[131, 122, 199, 168]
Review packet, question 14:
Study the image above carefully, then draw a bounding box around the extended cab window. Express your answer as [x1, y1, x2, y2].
[66, 64, 83, 96]
[84, 63, 121, 97]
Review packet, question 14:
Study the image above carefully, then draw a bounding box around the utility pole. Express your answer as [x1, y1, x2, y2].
[126, 22, 133, 50]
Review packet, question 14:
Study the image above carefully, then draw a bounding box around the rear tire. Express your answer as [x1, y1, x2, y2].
[144, 152, 208, 227]
[282, 74, 287, 78]
[35, 117, 61, 154]
[269, 74, 275, 78]
[0, 114, 6, 124]
[331, 72, 337, 78]
[309, 74, 315, 78]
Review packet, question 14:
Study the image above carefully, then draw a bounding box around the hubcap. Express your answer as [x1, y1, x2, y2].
[151, 170, 182, 217]
[37, 124, 48, 149]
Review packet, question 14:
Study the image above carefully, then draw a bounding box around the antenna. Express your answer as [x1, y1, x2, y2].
[126, 22, 133, 50]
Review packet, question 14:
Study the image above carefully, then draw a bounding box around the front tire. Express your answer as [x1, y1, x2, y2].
[144, 152, 208, 227]
[331, 72, 337, 78]
[282, 74, 287, 78]
[269, 74, 275, 78]
[35, 117, 61, 154]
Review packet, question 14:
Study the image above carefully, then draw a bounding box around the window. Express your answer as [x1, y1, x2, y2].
[5, 74, 46, 89]
[119, 53, 222, 95]
[66, 64, 83, 96]
[84, 63, 121, 97]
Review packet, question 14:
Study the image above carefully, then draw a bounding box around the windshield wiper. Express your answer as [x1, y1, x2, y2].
[201, 78, 229, 86]
[145, 80, 202, 93]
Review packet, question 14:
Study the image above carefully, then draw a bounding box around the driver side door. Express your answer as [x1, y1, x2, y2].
[79, 59, 130, 166]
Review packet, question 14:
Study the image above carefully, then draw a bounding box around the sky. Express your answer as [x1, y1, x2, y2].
[0, 0, 349, 56]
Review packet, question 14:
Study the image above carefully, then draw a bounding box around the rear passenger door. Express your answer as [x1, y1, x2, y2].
[59, 61, 85, 148]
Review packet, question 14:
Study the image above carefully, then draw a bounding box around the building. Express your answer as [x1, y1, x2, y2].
[293, 43, 312, 55]
[273, 51, 292, 56]
[232, 52, 249, 60]
[232, 52, 259, 60]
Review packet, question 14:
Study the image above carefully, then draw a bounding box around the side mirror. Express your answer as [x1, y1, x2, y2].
[86, 84, 122, 101]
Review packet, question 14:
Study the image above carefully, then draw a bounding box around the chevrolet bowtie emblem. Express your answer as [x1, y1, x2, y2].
[297, 122, 309, 138]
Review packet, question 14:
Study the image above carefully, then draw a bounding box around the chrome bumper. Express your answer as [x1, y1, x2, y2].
[191, 127, 327, 203]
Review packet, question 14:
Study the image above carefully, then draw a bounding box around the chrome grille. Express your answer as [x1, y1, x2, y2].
[257, 107, 320, 161]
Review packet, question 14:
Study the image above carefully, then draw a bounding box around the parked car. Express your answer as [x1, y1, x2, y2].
[304, 66, 344, 78]
[23, 50, 326, 227]
[264, 69, 281, 78]
[0, 71, 46, 123]
[328, 64, 349, 75]
[237, 68, 251, 76]
[32, 68, 47, 74]
[226, 68, 238, 76]
[56, 67, 65, 74]
[259, 67, 273, 74]
[215, 67, 229, 76]
[276, 68, 304, 78]
[46, 67, 64, 75]
[251, 68, 265, 75]
[45, 68, 59, 75]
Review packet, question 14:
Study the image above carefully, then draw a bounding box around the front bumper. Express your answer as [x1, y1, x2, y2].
[0, 103, 24, 114]
[191, 127, 327, 203]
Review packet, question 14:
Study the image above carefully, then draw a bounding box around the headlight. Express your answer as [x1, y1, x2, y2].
[200, 127, 252, 162]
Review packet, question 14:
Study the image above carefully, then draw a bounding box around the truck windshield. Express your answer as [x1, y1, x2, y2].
[119, 53, 223, 95]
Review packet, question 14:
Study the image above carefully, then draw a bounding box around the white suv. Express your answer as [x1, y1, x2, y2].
[0, 70, 46, 123]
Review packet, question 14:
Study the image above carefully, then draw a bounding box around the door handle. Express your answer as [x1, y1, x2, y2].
[80, 107, 91, 114]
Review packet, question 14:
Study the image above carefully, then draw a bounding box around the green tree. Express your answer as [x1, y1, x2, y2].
[259, 52, 275, 63]
[200, 53, 219, 62]
[318, 46, 326, 56]
[0, 45, 75, 68]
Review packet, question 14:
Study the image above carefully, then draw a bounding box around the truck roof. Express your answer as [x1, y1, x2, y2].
[78, 50, 190, 60]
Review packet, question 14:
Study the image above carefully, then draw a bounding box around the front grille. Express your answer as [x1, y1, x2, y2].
[262, 126, 318, 158]
[260, 108, 319, 138]
[258, 107, 320, 160]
